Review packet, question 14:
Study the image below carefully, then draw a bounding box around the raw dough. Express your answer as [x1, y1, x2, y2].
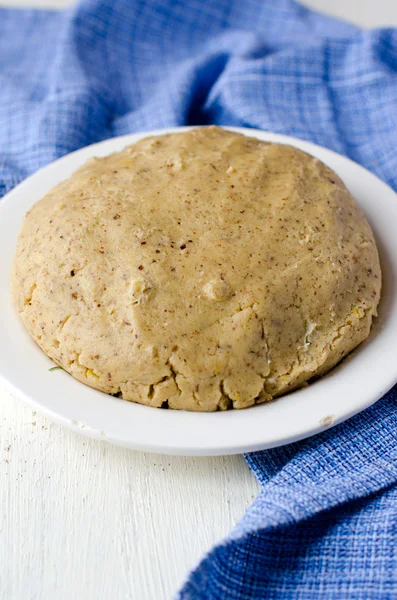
[12, 127, 381, 411]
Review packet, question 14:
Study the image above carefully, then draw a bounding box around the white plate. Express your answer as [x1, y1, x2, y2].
[1, 127, 397, 456]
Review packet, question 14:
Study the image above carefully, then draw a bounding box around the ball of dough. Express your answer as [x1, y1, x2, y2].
[12, 127, 381, 411]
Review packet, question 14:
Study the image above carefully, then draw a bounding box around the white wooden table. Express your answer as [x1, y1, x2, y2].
[1, 1, 396, 598]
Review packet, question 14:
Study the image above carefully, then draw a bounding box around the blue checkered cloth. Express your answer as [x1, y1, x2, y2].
[1, 1, 397, 598]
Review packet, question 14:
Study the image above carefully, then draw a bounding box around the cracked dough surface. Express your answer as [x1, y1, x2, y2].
[12, 127, 381, 411]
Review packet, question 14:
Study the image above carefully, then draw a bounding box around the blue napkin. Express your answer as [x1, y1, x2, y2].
[1, 1, 397, 597]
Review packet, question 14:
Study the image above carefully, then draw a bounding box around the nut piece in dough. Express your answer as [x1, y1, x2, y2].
[203, 277, 233, 302]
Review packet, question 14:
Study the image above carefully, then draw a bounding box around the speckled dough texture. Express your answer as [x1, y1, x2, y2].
[12, 127, 381, 411]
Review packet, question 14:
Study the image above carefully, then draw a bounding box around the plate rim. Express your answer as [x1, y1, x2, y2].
[1, 125, 397, 456]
